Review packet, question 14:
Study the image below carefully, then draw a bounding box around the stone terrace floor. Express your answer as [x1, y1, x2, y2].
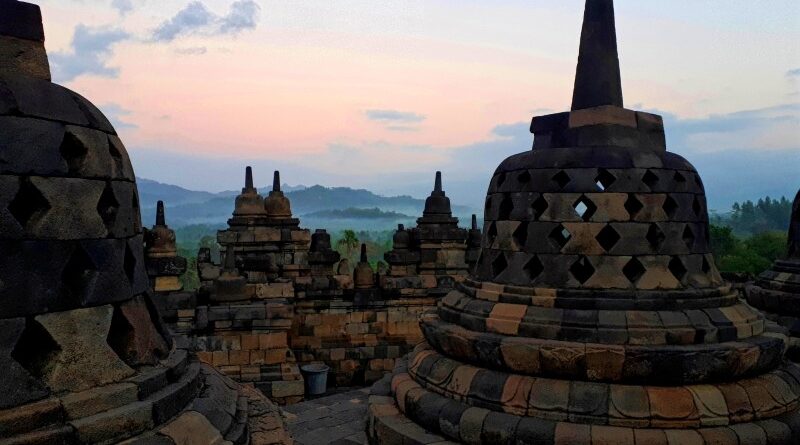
[283, 387, 370, 445]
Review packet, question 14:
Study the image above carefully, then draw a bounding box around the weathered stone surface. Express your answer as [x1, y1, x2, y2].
[0, 317, 49, 409]
[160, 410, 226, 445]
[61, 382, 138, 420]
[111, 295, 170, 366]
[35, 305, 135, 392]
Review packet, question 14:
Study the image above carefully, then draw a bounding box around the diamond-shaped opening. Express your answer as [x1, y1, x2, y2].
[692, 196, 702, 217]
[487, 222, 498, 243]
[124, 243, 137, 285]
[596, 225, 621, 252]
[518, 170, 532, 184]
[662, 195, 679, 218]
[531, 195, 549, 221]
[682, 225, 696, 250]
[108, 136, 124, 175]
[498, 195, 513, 220]
[702, 256, 712, 274]
[624, 194, 643, 220]
[8, 177, 50, 230]
[97, 182, 120, 232]
[622, 257, 646, 284]
[642, 170, 659, 190]
[491, 253, 508, 278]
[673, 172, 686, 183]
[669, 257, 688, 281]
[595, 168, 616, 191]
[11, 319, 61, 379]
[496, 172, 507, 189]
[60, 130, 88, 174]
[646, 224, 666, 250]
[512, 221, 529, 249]
[552, 170, 571, 189]
[107, 305, 136, 365]
[524, 255, 544, 281]
[549, 224, 572, 250]
[573, 195, 597, 221]
[62, 244, 96, 304]
[569, 256, 595, 284]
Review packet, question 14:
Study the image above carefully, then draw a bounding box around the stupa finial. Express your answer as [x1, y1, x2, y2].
[245, 166, 254, 190]
[434, 171, 442, 193]
[571, 0, 623, 110]
[273, 171, 281, 192]
[156, 200, 166, 226]
[360, 243, 368, 263]
[471, 214, 478, 230]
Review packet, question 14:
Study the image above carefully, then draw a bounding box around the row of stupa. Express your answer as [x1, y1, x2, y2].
[144, 167, 483, 402]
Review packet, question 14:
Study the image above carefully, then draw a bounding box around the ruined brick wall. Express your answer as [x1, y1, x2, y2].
[291, 297, 435, 386]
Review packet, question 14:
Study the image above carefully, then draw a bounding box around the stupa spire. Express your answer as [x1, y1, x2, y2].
[273, 171, 281, 192]
[571, 0, 623, 110]
[360, 243, 368, 263]
[434, 171, 442, 193]
[244, 166, 254, 190]
[471, 214, 478, 230]
[155, 200, 166, 226]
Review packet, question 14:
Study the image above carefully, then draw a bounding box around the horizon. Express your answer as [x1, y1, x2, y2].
[36, 0, 800, 210]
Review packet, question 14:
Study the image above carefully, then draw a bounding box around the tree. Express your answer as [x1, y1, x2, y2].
[336, 229, 360, 260]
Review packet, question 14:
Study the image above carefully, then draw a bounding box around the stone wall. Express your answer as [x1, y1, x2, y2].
[291, 297, 435, 386]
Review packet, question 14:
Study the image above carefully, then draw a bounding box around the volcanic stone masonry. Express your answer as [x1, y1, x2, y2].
[154, 165, 479, 394]
[747, 190, 800, 361]
[145, 200, 188, 293]
[0, 1, 292, 443]
[367, 1, 800, 444]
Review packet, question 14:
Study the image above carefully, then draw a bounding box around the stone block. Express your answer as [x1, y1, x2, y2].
[113, 295, 169, 366]
[0, 317, 49, 409]
[35, 305, 135, 392]
[69, 400, 153, 444]
[61, 382, 138, 420]
[159, 410, 225, 445]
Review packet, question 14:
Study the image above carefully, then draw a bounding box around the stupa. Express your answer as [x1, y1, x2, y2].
[368, 1, 800, 443]
[0, 2, 292, 443]
[144, 200, 187, 293]
[747, 190, 800, 360]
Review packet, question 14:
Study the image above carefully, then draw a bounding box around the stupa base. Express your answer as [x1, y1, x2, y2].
[0, 349, 293, 445]
[368, 346, 800, 445]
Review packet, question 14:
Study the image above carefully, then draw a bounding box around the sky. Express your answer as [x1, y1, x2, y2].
[34, 0, 800, 211]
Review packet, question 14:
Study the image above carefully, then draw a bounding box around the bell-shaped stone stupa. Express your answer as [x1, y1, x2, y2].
[368, 1, 800, 443]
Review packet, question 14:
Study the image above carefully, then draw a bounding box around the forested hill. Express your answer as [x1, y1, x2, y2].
[711, 196, 794, 236]
[137, 179, 477, 227]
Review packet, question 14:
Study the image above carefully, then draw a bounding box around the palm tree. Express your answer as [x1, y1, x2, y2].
[336, 229, 360, 261]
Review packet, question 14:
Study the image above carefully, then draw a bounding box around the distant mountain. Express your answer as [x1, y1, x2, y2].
[303, 207, 414, 219]
[137, 178, 478, 229]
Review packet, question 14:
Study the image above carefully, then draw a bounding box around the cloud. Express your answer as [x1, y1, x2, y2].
[386, 126, 419, 132]
[219, 1, 261, 35]
[175, 46, 208, 55]
[787, 68, 800, 78]
[365, 109, 426, 123]
[99, 103, 137, 129]
[152, 2, 214, 42]
[661, 103, 800, 153]
[151, 1, 260, 42]
[111, 0, 134, 16]
[49, 25, 130, 82]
